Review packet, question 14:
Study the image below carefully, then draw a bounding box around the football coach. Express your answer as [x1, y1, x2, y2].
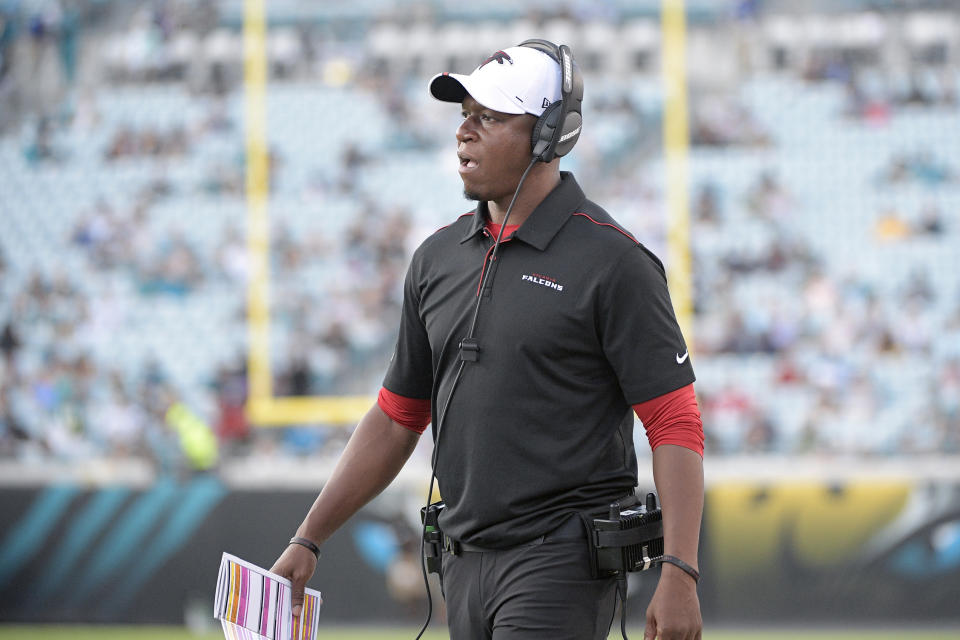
[270, 40, 705, 640]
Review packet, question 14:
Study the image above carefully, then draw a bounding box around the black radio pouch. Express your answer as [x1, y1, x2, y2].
[585, 492, 664, 578]
[420, 501, 445, 575]
[579, 511, 603, 579]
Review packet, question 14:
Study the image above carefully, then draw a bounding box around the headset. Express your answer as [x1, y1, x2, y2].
[518, 38, 584, 162]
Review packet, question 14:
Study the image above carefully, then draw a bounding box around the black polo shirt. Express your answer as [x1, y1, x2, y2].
[384, 172, 694, 548]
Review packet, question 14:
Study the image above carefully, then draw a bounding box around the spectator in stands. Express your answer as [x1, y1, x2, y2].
[0, 11, 12, 78]
[877, 151, 956, 187]
[701, 385, 753, 454]
[745, 171, 793, 221]
[92, 377, 147, 457]
[213, 360, 250, 455]
[214, 226, 248, 283]
[23, 116, 59, 165]
[693, 182, 722, 225]
[103, 125, 189, 161]
[137, 230, 204, 295]
[933, 360, 960, 453]
[0, 321, 21, 376]
[280, 350, 313, 397]
[915, 204, 946, 236]
[0, 10, 17, 132]
[0, 383, 29, 457]
[743, 408, 776, 453]
[692, 94, 770, 147]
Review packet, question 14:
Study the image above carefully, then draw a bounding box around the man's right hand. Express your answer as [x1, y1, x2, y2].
[270, 542, 320, 619]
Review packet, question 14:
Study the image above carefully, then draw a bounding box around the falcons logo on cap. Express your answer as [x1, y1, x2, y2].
[480, 51, 513, 67]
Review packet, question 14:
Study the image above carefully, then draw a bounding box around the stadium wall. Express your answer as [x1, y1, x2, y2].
[1, 463, 959, 626]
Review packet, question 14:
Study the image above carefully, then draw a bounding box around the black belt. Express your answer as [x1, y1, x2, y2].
[443, 513, 585, 556]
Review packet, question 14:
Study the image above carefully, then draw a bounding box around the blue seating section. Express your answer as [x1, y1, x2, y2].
[1, 10, 958, 462]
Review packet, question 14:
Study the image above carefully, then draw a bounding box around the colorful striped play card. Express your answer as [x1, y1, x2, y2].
[214, 552, 322, 640]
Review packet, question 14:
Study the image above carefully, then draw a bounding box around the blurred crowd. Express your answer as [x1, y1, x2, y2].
[689, 141, 959, 456]
[0, 269, 183, 466]
[1, 0, 959, 470]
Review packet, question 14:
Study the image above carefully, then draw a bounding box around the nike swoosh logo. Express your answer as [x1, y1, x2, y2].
[676, 351, 689, 364]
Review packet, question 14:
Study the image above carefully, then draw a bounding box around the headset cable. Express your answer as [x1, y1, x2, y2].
[414, 157, 539, 639]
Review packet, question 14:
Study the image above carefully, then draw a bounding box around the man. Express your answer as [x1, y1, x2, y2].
[270, 42, 704, 640]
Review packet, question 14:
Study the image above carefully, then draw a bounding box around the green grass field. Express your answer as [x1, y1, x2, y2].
[1, 628, 959, 640]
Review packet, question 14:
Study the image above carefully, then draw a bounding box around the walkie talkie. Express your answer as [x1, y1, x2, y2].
[591, 492, 664, 575]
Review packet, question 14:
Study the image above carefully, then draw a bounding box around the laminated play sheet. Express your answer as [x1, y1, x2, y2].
[214, 552, 322, 640]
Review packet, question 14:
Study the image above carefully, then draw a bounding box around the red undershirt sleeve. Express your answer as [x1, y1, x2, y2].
[632, 383, 704, 456]
[377, 387, 431, 435]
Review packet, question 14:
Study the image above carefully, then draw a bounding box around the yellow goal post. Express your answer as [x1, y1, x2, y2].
[242, 0, 692, 427]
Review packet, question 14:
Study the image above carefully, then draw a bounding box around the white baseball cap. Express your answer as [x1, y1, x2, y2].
[429, 46, 562, 117]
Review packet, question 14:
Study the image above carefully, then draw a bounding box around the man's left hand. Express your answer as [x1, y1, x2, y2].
[643, 565, 702, 640]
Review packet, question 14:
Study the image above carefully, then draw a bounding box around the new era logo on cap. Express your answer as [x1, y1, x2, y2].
[429, 45, 561, 117]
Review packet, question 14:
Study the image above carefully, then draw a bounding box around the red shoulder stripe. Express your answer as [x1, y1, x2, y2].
[435, 211, 476, 234]
[572, 212, 637, 244]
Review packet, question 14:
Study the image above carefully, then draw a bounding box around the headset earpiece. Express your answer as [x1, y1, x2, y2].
[519, 39, 584, 163]
[531, 101, 563, 160]
[553, 108, 582, 159]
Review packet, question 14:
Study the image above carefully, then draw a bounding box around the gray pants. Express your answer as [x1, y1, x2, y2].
[440, 516, 618, 640]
